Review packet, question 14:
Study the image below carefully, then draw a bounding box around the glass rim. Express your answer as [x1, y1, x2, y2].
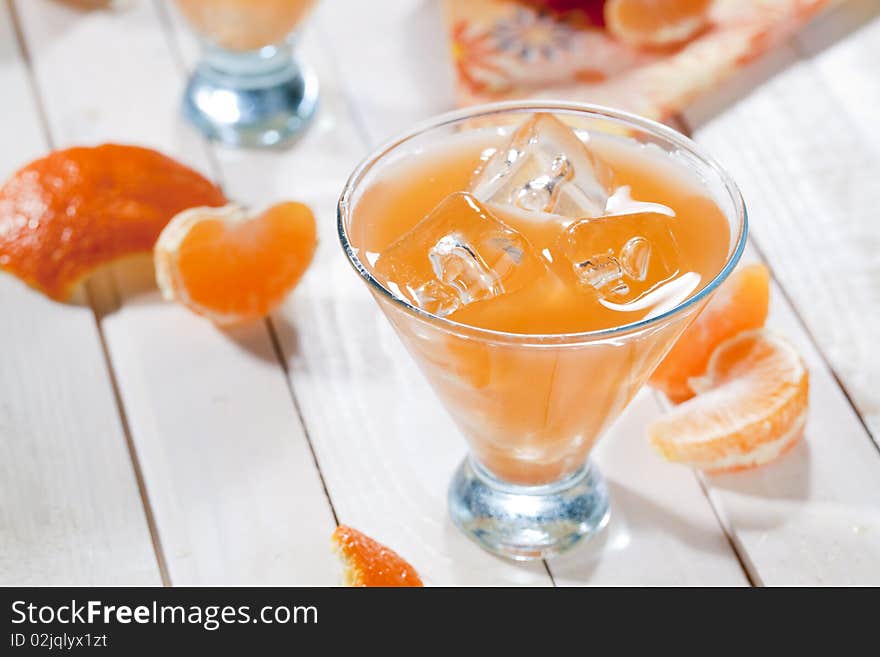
[337, 100, 748, 344]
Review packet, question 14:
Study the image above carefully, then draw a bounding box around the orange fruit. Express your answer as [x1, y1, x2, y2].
[649, 329, 809, 473]
[521, 1, 607, 25]
[332, 525, 424, 587]
[154, 202, 316, 325]
[0, 144, 226, 300]
[605, 0, 711, 49]
[650, 263, 770, 403]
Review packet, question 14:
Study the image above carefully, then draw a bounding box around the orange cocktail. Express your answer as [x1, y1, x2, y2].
[175, 0, 316, 52]
[339, 103, 746, 559]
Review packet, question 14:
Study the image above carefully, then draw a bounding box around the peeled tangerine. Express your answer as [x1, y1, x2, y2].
[650, 263, 770, 402]
[154, 202, 316, 325]
[0, 144, 226, 300]
[649, 329, 809, 473]
[332, 525, 423, 587]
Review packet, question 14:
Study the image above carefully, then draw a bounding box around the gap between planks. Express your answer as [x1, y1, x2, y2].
[676, 112, 878, 458]
[309, 7, 564, 586]
[7, 0, 172, 586]
[89, 281, 172, 586]
[264, 319, 341, 527]
[627, 114, 756, 587]
[672, 101, 879, 585]
[158, 0, 557, 586]
[6, 0, 54, 149]
[150, 0, 343, 529]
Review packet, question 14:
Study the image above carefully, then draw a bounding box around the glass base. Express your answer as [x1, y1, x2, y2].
[183, 44, 318, 148]
[449, 456, 609, 560]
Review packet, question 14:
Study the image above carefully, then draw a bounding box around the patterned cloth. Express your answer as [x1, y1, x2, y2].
[443, 0, 830, 119]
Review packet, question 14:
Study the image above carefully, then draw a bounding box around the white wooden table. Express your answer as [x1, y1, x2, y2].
[2, 0, 879, 586]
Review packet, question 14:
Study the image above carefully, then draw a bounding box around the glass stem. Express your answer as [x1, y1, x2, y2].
[199, 40, 298, 89]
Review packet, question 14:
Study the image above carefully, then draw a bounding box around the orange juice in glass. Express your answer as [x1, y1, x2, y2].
[339, 103, 747, 559]
[175, 0, 318, 147]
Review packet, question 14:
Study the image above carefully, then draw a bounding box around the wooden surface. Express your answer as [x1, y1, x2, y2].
[1, 0, 878, 586]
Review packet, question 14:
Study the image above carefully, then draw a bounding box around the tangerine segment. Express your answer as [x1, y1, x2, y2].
[0, 144, 225, 300]
[605, 0, 711, 48]
[649, 330, 809, 473]
[650, 263, 770, 403]
[332, 525, 423, 587]
[154, 202, 317, 325]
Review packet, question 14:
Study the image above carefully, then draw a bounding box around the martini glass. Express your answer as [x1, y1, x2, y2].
[174, 0, 319, 148]
[338, 102, 747, 560]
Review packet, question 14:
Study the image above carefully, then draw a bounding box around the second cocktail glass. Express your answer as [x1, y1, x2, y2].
[338, 102, 747, 560]
[174, 0, 319, 148]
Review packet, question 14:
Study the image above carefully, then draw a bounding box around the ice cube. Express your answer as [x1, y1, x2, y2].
[373, 192, 546, 316]
[471, 113, 613, 219]
[599, 271, 702, 318]
[574, 254, 630, 297]
[552, 211, 681, 302]
[619, 236, 651, 281]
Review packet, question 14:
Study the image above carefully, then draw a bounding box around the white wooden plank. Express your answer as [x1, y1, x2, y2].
[297, 0, 748, 585]
[0, 2, 160, 585]
[14, 0, 338, 584]
[682, 251, 880, 585]
[685, 5, 880, 442]
[553, 392, 747, 586]
[795, 0, 880, 157]
[273, 230, 554, 585]
[682, 3, 880, 581]
[314, 0, 457, 143]
[161, 0, 553, 586]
